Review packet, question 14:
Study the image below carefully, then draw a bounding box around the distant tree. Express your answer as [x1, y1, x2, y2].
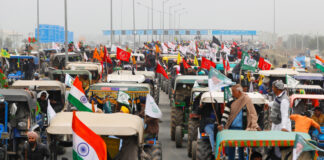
[4, 37, 12, 49]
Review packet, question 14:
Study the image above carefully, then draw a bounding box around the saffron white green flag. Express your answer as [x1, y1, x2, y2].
[72, 111, 107, 160]
[145, 94, 162, 119]
[68, 76, 93, 112]
[315, 55, 324, 72]
[241, 52, 257, 71]
[286, 74, 299, 88]
[117, 91, 130, 106]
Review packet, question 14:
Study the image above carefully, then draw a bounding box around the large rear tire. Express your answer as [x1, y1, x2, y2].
[187, 118, 199, 157]
[196, 139, 212, 160]
[175, 125, 183, 148]
[165, 80, 169, 94]
[170, 107, 183, 141]
[191, 140, 197, 160]
[153, 85, 159, 105]
[150, 142, 162, 160]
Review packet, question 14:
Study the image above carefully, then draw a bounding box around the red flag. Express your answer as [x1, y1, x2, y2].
[233, 41, 237, 46]
[258, 57, 272, 70]
[182, 58, 191, 69]
[156, 63, 168, 79]
[201, 57, 216, 70]
[28, 37, 31, 43]
[116, 47, 131, 62]
[103, 46, 112, 64]
[221, 43, 224, 49]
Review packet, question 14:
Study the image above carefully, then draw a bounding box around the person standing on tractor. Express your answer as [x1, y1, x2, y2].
[265, 80, 291, 158]
[312, 107, 324, 126]
[22, 131, 49, 160]
[266, 80, 291, 132]
[218, 84, 259, 160]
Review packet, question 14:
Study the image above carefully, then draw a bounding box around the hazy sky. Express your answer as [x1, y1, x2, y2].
[1, 0, 323, 41]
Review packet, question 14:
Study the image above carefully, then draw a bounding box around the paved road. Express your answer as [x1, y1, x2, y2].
[159, 91, 190, 160]
[59, 90, 190, 160]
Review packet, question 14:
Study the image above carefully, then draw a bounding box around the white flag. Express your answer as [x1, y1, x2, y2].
[286, 75, 299, 88]
[117, 91, 130, 106]
[5, 58, 9, 69]
[83, 52, 88, 61]
[161, 43, 168, 54]
[249, 82, 254, 92]
[47, 100, 56, 124]
[65, 73, 74, 87]
[145, 94, 162, 119]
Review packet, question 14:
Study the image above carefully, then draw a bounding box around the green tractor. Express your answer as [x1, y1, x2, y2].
[169, 75, 208, 148]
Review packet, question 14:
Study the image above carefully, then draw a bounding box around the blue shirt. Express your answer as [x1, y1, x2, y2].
[259, 84, 268, 94]
[231, 110, 243, 128]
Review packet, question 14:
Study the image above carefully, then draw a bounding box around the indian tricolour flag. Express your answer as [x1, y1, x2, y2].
[315, 55, 324, 72]
[68, 76, 93, 112]
[72, 111, 107, 160]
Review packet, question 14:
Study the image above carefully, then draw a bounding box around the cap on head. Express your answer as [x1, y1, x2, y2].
[27, 131, 38, 139]
[272, 80, 285, 90]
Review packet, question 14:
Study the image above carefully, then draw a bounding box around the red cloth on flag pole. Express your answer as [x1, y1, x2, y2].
[201, 57, 216, 70]
[116, 47, 131, 62]
[156, 63, 169, 79]
[182, 58, 191, 69]
[103, 46, 112, 64]
[258, 57, 271, 70]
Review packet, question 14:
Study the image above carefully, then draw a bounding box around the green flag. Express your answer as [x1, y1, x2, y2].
[241, 52, 257, 71]
[208, 67, 235, 92]
[293, 134, 324, 160]
[1, 49, 10, 58]
[224, 86, 232, 103]
[35, 102, 41, 116]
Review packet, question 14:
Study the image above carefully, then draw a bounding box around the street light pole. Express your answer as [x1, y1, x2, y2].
[133, 0, 136, 51]
[151, 0, 153, 41]
[273, 0, 276, 47]
[64, 0, 68, 66]
[110, 0, 113, 47]
[37, 0, 40, 70]
[162, 0, 168, 43]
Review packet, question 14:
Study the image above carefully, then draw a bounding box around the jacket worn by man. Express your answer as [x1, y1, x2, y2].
[22, 142, 49, 160]
[224, 93, 259, 130]
[269, 91, 291, 131]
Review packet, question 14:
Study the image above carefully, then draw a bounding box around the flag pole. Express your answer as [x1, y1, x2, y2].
[209, 92, 220, 124]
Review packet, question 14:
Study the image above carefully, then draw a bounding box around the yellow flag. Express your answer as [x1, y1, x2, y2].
[194, 56, 199, 66]
[132, 56, 136, 65]
[177, 53, 181, 65]
[258, 75, 264, 86]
